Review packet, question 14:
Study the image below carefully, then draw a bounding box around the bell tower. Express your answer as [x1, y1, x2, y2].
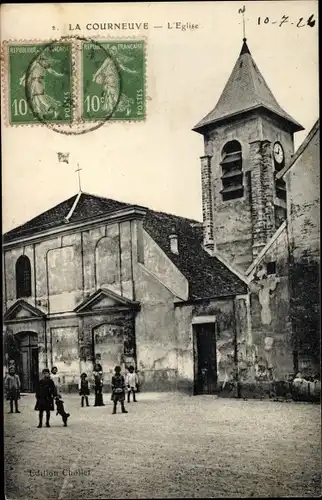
[193, 39, 304, 272]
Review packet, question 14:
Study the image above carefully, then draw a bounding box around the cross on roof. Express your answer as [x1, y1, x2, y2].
[75, 165, 82, 192]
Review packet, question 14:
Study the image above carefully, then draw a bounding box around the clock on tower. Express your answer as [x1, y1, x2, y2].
[273, 142, 285, 169]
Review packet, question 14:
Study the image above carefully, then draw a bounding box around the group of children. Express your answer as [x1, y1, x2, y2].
[4, 363, 139, 428]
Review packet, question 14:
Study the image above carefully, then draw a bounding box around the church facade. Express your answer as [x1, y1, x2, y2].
[3, 39, 320, 394]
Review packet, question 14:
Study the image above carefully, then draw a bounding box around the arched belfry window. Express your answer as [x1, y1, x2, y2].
[16, 256, 32, 298]
[220, 141, 244, 201]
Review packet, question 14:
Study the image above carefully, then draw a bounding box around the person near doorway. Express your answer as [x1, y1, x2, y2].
[93, 363, 105, 406]
[51, 366, 61, 394]
[125, 365, 138, 403]
[5, 365, 21, 413]
[111, 365, 128, 414]
[79, 372, 90, 407]
[35, 368, 57, 428]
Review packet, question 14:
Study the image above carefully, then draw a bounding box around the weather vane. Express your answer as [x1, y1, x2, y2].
[238, 5, 247, 40]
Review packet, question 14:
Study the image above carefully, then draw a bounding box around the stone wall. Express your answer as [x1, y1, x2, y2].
[247, 225, 293, 384]
[200, 155, 214, 251]
[286, 124, 320, 375]
[3, 220, 137, 316]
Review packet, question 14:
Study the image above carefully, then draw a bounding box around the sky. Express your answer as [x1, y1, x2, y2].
[1, 1, 319, 233]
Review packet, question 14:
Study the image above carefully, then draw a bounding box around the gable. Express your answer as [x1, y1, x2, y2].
[92, 296, 122, 309]
[4, 300, 45, 322]
[75, 287, 140, 314]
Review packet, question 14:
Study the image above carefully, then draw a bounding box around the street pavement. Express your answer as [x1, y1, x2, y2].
[4, 392, 321, 499]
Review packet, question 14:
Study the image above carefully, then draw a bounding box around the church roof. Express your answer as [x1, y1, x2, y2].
[3, 192, 247, 300]
[193, 39, 304, 134]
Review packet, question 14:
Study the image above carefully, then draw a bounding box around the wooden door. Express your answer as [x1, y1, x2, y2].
[194, 323, 217, 394]
[18, 333, 38, 392]
[20, 348, 30, 392]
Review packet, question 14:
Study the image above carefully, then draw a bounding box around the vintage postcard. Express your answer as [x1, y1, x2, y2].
[1, 1, 320, 499]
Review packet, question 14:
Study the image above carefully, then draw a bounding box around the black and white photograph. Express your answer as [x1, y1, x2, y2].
[1, 1, 320, 499]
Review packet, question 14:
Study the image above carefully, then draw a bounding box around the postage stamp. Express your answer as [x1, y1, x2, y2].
[2, 37, 146, 132]
[81, 40, 146, 121]
[7, 42, 73, 125]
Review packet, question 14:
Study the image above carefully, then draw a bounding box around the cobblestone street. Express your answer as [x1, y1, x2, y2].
[4, 392, 321, 499]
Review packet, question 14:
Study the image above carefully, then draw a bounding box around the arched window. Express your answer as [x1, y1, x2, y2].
[220, 141, 244, 201]
[16, 256, 32, 298]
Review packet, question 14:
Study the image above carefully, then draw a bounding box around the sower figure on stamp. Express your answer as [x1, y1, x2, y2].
[35, 368, 57, 428]
[92, 46, 137, 116]
[79, 372, 90, 407]
[93, 363, 105, 407]
[19, 53, 64, 119]
[125, 365, 138, 403]
[5, 365, 21, 413]
[111, 366, 128, 414]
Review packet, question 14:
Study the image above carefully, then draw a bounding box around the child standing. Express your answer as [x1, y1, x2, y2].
[35, 368, 57, 428]
[125, 365, 138, 403]
[5, 365, 21, 413]
[111, 366, 128, 414]
[55, 395, 70, 426]
[79, 372, 90, 407]
[51, 366, 61, 394]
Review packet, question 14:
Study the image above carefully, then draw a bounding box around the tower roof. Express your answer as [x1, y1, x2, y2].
[193, 39, 304, 134]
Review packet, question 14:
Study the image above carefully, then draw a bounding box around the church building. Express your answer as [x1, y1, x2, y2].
[3, 38, 320, 395]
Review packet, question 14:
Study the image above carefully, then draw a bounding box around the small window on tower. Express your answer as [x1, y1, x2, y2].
[266, 261, 276, 275]
[273, 142, 287, 202]
[220, 141, 244, 201]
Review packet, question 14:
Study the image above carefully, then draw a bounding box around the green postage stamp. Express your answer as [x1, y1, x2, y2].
[7, 42, 73, 125]
[82, 40, 146, 121]
[3, 38, 146, 127]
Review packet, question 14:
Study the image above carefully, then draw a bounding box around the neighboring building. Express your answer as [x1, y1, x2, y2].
[244, 120, 320, 381]
[279, 120, 320, 376]
[3, 38, 320, 394]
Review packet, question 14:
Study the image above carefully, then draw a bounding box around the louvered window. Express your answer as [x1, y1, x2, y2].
[16, 256, 32, 298]
[220, 141, 244, 201]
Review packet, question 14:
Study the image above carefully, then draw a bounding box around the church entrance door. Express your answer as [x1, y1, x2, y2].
[17, 332, 39, 392]
[194, 323, 217, 394]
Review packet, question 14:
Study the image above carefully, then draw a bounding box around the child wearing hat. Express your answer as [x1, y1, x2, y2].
[111, 366, 128, 414]
[79, 372, 90, 407]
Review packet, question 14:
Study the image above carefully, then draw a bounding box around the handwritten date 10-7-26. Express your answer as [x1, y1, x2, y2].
[258, 14, 316, 28]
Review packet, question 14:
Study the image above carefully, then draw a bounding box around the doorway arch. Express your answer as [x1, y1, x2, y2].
[15, 332, 39, 392]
